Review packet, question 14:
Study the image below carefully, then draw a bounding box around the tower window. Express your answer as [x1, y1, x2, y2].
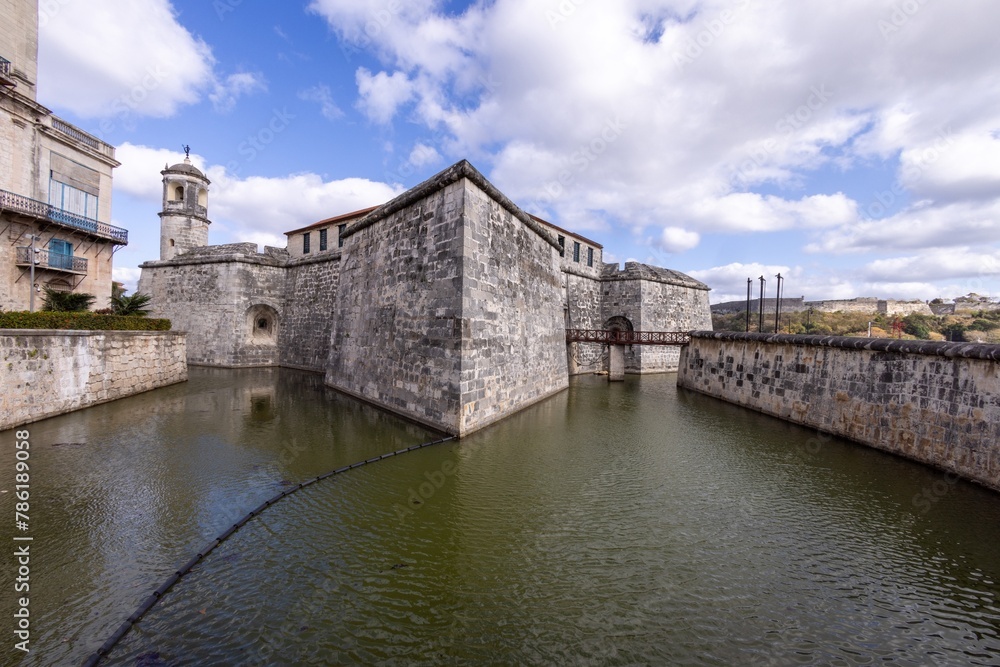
[319, 228, 328, 251]
[197, 188, 207, 207]
[303, 232, 311, 254]
[558, 235, 565, 257]
[573, 241, 581, 263]
[338, 224, 346, 248]
[174, 185, 184, 201]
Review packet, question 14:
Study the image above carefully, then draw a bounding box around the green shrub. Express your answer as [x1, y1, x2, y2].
[0, 311, 171, 331]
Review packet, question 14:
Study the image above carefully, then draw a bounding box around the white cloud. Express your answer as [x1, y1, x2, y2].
[112, 266, 143, 294]
[308, 0, 1000, 277]
[355, 69, 414, 124]
[658, 227, 700, 254]
[38, 0, 214, 118]
[209, 72, 267, 113]
[807, 199, 1000, 255]
[408, 143, 441, 168]
[862, 248, 1000, 282]
[115, 143, 401, 246]
[298, 84, 344, 121]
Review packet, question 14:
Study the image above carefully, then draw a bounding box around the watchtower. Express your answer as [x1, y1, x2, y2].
[159, 153, 210, 260]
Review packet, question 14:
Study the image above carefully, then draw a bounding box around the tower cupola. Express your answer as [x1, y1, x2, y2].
[158, 150, 211, 260]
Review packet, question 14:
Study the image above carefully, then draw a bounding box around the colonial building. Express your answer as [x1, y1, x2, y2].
[0, 0, 126, 311]
[140, 159, 711, 436]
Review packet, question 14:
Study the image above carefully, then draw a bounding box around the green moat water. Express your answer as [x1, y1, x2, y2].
[2, 367, 1000, 665]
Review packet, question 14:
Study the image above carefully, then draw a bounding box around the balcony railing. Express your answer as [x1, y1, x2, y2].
[0, 188, 128, 244]
[16, 246, 89, 274]
[50, 117, 116, 161]
[0, 56, 10, 79]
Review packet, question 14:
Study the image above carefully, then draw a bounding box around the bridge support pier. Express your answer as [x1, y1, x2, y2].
[609, 344, 625, 382]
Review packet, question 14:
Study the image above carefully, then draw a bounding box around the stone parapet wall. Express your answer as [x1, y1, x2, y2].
[677, 331, 1000, 490]
[0, 330, 187, 430]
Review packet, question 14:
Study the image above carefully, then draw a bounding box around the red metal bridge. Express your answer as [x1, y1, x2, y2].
[565, 329, 691, 345]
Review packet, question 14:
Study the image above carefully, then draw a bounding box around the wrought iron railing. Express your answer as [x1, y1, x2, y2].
[16, 246, 89, 274]
[566, 329, 691, 345]
[50, 117, 116, 160]
[0, 188, 127, 244]
[0, 56, 10, 79]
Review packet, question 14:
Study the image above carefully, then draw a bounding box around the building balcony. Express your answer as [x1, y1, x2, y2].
[0, 188, 128, 245]
[49, 116, 116, 162]
[16, 246, 88, 275]
[0, 56, 14, 88]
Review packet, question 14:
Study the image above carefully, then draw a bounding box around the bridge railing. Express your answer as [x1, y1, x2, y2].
[565, 329, 691, 345]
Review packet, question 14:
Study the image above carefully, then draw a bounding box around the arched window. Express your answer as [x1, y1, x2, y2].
[173, 185, 184, 201]
[197, 188, 207, 207]
[246, 304, 280, 345]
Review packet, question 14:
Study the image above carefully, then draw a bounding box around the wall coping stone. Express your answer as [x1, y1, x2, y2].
[690, 330, 1000, 361]
[341, 159, 562, 251]
[601, 261, 710, 291]
[0, 329, 185, 337]
[140, 253, 285, 269]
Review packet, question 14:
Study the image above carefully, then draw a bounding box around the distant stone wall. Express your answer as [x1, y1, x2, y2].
[139, 253, 286, 367]
[598, 262, 712, 373]
[0, 330, 187, 430]
[279, 254, 341, 372]
[678, 331, 1000, 491]
[565, 273, 604, 375]
[879, 300, 933, 316]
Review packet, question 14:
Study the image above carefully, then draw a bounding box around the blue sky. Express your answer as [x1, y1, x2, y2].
[36, 0, 1000, 303]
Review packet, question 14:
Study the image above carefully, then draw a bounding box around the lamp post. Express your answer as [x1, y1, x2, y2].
[28, 235, 40, 312]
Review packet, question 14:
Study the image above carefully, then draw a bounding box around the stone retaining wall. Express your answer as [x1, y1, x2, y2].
[677, 331, 1000, 490]
[0, 330, 187, 430]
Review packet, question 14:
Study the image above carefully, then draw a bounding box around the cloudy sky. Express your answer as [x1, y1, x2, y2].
[37, 0, 1000, 303]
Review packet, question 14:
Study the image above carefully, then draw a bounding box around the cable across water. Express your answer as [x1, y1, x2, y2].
[82, 435, 455, 667]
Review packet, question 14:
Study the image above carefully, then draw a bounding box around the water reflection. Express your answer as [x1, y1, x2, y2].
[2, 369, 999, 665]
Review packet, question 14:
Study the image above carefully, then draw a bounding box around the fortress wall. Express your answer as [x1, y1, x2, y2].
[326, 181, 465, 434]
[138, 256, 286, 367]
[458, 178, 568, 434]
[280, 255, 341, 372]
[0, 330, 187, 430]
[807, 298, 879, 313]
[565, 273, 604, 375]
[880, 300, 933, 316]
[600, 274, 643, 372]
[638, 279, 713, 372]
[678, 332, 1000, 491]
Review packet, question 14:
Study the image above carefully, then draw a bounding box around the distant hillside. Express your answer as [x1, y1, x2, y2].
[712, 307, 1000, 343]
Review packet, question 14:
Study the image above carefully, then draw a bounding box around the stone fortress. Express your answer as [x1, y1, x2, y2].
[139, 159, 711, 435]
[711, 296, 934, 317]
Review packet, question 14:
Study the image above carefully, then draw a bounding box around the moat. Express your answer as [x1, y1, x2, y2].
[3, 368, 1000, 665]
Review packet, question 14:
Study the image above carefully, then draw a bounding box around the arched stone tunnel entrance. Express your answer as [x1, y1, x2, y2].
[604, 316, 634, 382]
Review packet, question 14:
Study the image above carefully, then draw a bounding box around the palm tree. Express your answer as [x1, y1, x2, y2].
[111, 291, 153, 316]
[42, 286, 95, 312]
